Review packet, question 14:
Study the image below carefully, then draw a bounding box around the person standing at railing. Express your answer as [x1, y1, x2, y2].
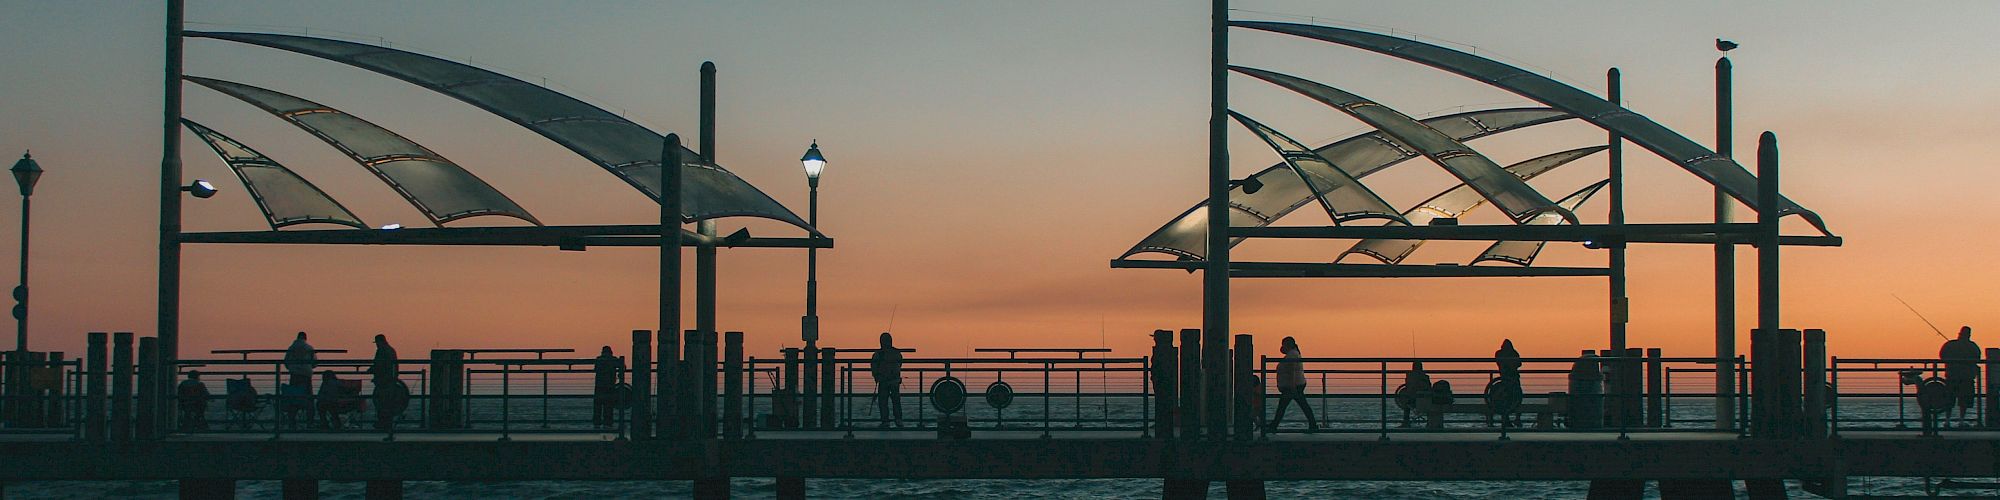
[369, 334, 398, 387]
[1266, 336, 1317, 435]
[871, 332, 904, 427]
[369, 334, 405, 431]
[283, 332, 317, 393]
[593, 346, 625, 428]
[1941, 326, 1982, 427]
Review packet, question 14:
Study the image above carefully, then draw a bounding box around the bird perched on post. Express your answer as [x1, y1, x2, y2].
[1716, 38, 1739, 52]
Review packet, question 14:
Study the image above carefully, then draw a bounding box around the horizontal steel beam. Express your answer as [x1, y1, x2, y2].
[178, 225, 832, 249]
[1110, 259, 1610, 278]
[1228, 223, 1841, 247]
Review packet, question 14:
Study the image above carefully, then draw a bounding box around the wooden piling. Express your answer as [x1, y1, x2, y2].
[281, 478, 318, 499]
[1645, 348, 1663, 427]
[111, 332, 133, 442]
[724, 331, 743, 439]
[178, 479, 235, 499]
[45, 352, 64, 429]
[1803, 329, 1827, 438]
[364, 480, 402, 500]
[819, 349, 835, 429]
[1177, 328, 1201, 439]
[1202, 328, 1227, 438]
[1231, 334, 1253, 440]
[631, 330, 652, 439]
[1151, 330, 1176, 440]
[86, 332, 106, 441]
[1985, 348, 2000, 429]
[660, 328, 681, 439]
[776, 476, 806, 499]
[137, 337, 158, 439]
[1779, 328, 1803, 437]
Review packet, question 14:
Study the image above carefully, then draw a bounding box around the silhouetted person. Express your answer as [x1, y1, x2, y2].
[871, 332, 904, 427]
[1568, 351, 1604, 430]
[1401, 361, 1431, 427]
[1267, 336, 1317, 434]
[316, 370, 346, 430]
[283, 332, 316, 392]
[1942, 326, 1982, 425]
[1496, 339, 1522, 384]
[368, 334, 398, 387]
[593, 346, 626, 428]
[176, 370, 211, 431]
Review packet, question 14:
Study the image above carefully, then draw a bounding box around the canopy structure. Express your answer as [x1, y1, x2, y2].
[187, 76, 538, 226]
[1228, 111, 1406, 226]
[1232, 21, 1830, 235]
[1121, 107, 1571, 260]
[1343, 145, 1605, 264]
[1233, 65, 1572, 225]
[188, 31, 816, 232]
[181, 118, 366, 230]
[1474, 180, 1611, 266]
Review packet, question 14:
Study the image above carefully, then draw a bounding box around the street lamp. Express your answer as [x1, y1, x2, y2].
[799, 140, 825, 427]
[9, 152, 41, 352]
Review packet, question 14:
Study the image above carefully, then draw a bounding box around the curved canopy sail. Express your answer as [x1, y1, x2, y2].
[1121, 108, 1571, 260]
[181, 118, 367, 230]
[188, 31, 816, 231]
[188, 76, 538, 226]
[1343, 145, 1606, 264]
[1474, 180, 1612, 266]
[1229, 111, 1407, 225]
[1233, 21, 1830, 235]
[1233, 65, 1572, 225]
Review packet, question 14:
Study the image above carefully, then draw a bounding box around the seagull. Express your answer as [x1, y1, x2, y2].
[1716, 38, 1739, 52]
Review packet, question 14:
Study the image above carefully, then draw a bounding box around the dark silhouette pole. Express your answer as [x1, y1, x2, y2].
[1606, 68, 1626, 354]
[660, 134, 683, 438]
[1756, 132, 1779, 356]
[9, 152, 40, 352]
[158, 0, 185, 416]
[1201, 0, 1229, 394]
[800, 141, 825, 427]
[1715, 54, 1738, 431]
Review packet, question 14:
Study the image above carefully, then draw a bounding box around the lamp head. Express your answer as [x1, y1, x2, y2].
[183, 179, 218, 199]
[9, 151, 41, 197]
[801, 140, 826, 183]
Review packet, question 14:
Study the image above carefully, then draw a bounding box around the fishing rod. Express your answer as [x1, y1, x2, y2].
[1891, 293, 1950, 340]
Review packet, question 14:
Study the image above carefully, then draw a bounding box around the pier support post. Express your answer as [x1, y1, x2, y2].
[1749, 329, 1771, 436]
[1202, 328, 1227, 438]
[631, 330, 652, 439]
[819, 349, 835, 429]
[1231, 334, 1253, 440]
[1225, 480, 1265, 499]
[137, 337, 159, 439]
[1151, 330, 1176, 439]
[1803, 329, 1827, 438]
[684, 329, 703, 438]
[1178, 329, 1201, 439]
[776, 477, 805, 499]
[1779, 329, 1803, 437]
[724, 331, 742, 439]
[1645, 348, 1663, 427]
[86, 332, 106, 441]
[111, 332, 133, 442]
[1163, 479, 1208, 500]
[1658, 480, 1731, 499]
[178, 479, 235, 499]
[1585, 479, 1642, 500]
[364, 480, 402, 500]
[280, 479, 317, 500]
[1985, 348, 2000, 428]
[693, 477, 729, 500]
[1745, 479, 1787, 499]
[659, 134, 684, 443]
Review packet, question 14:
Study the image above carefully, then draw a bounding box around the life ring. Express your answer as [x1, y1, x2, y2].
[985, 381, 1014, 410]
[930, 377, 967, 414]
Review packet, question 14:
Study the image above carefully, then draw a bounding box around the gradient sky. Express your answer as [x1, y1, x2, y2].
[0, 1, 1994, 362]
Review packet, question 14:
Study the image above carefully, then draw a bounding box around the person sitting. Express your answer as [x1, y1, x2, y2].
[1399, 361, 1431, 427]
[316, 371, 348, 430]
[176, 371, 212, 431]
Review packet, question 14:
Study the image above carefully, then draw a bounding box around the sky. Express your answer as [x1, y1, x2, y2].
[0, 1, 1995, 362]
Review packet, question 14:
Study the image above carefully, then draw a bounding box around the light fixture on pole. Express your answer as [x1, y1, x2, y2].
[9, 151, 41, 351]
[181, 179, 218, 199]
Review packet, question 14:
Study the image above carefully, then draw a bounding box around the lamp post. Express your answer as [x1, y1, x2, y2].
[9, 152, 41, 352]
[800, 141, 825, 426]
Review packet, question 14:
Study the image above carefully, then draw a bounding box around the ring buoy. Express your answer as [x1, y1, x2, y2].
[930, 377, 967, 414]
[1484, 378, 1523, 415]
[1393, 383, 1418, 412]
[985, 381, 1014, 410]
[1917, 376, 1952, 414]
[374, 380, 411, 417]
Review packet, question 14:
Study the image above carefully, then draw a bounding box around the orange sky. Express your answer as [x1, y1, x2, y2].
[0, 1, 1994, 362]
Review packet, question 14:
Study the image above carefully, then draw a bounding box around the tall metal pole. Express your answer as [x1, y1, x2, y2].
[696, 62, 718, 388]
[802, 167, 820, 428]
[1714, 56, 1737, 430]
[1755, 132, 1779, 355]
[158, 0, 185, 416]
[1606, 68, 1627, 355]
[15, 193, 28, 351]
[1203, 0, 1229, 375]
[659, 134, 683, 438]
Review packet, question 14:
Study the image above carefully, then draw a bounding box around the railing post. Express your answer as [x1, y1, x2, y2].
[631, 330, 652, 440]
[86, 332, 107, 441]
[110, 332, 133, 442]
[136, 337, 158, 439]
[1231, 334, 1253, 440]
[724, 331, 742, 439]
[1645, 348, 1664, 428]
[1803, 329, 1827, 439]
[1151, 329, 1176, 440]
[1177, 328, 1201, 439]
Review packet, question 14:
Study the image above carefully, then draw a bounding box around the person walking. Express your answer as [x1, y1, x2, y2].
[1266, 336, 1318, 435]
[870, 332, 905, 427]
